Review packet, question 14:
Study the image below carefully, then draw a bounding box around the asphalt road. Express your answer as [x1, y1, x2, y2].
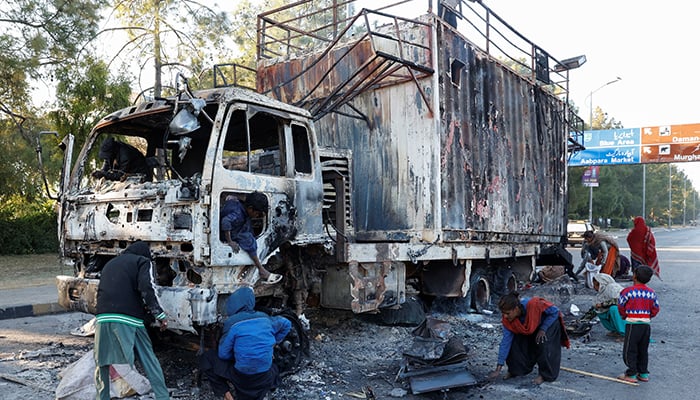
[0, 227, 697, 399]
[558, 227, 700, 400]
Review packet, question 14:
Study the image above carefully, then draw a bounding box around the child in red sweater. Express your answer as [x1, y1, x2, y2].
[617, 265, 659, 383]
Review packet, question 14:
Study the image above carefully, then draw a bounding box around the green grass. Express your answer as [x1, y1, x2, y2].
[0, 253, 73, 290]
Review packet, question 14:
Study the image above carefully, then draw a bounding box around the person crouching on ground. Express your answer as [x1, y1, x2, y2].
[617, 265, 659, 383]
[200, 287, 291, 400]
[488, 291, 570, 385]
[592, 273, 626, 337]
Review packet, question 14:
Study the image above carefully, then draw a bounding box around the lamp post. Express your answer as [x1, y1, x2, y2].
[585, 77, 622, 222]
[669, 164, 672, 228]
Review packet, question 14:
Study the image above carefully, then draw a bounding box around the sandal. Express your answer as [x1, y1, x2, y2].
[261, 273, 283, 285]
[617, 374, 638, 383]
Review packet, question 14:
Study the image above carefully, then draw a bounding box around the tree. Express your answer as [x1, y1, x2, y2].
[0, 0, 105, 128]
[103, 0, 235, 100]
[589, 105, 622, 130]
[48, 57, 132, 165]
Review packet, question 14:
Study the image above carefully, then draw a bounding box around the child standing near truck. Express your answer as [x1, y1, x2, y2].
[617, 265, 659, 383]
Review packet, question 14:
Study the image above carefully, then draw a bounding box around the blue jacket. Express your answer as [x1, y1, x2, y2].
[218, 287, 291, 375]
[220, 197, 258, 257]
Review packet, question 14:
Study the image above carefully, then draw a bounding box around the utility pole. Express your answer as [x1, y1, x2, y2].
[668, 164, 672, 228]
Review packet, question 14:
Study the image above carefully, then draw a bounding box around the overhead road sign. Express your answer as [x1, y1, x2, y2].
[569, 123, 700, 166]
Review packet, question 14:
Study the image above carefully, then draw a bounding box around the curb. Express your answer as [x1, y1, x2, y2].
[0, 303, 68, 320]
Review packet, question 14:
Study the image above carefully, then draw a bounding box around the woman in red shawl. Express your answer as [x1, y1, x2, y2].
[487, 292, 570, 385]
[626, 216, 660, 278]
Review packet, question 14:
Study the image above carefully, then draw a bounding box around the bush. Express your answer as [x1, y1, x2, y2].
[0, 196, 58, 255]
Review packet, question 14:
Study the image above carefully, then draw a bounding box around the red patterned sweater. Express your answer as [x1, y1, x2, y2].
[618, 283, 659, 322]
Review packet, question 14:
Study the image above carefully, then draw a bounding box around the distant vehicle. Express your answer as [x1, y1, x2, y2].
[567, 220, 595, 247]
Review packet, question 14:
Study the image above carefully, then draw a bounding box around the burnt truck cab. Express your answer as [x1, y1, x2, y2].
[55, 86, 335, 333]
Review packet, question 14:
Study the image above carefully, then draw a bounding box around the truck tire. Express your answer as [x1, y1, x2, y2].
[505, 272, 517, 294]
[468, 269, 490, 313]
[272, 309, 309, 376]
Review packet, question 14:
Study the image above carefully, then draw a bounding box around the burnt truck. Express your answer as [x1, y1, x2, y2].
[51, 0, 583, 333]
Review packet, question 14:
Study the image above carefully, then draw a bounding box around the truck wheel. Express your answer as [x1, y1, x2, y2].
[469, 270, 490, 313]
[272, 309, 309, 376]
[505, 272, 517, 293]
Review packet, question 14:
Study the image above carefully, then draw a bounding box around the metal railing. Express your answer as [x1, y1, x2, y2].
[257, 1, 576, 95]
[254, 0, 582, 134]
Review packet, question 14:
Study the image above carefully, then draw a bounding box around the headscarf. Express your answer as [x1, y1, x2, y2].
[501, 297, 570, 348]
[593, 273, 623, 304]
[626, 216, 660, 278]
[589, 231, 619, 251]
[587, 232, 620, 276]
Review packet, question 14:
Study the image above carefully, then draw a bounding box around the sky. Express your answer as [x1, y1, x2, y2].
[481, 0, 700, 191]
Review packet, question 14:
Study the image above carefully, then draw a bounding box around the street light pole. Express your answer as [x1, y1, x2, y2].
[669, 164, 672, 228]
[585, 77, 622, 223]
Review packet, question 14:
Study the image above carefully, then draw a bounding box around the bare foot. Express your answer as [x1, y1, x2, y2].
[503, 372, 513, 380]
[224, 391, 234, 400]
[257, 267, 271, 280]
[532, 375, 545, 385]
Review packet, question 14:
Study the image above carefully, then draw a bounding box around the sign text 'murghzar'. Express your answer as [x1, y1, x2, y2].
[569, 123, 700, 166]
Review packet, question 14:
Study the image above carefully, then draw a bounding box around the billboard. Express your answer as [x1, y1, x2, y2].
[582, 166, 600, 187]
[569, 123, 700, 166]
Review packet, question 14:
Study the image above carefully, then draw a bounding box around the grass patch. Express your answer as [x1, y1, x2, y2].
[0, 253, 73, 290]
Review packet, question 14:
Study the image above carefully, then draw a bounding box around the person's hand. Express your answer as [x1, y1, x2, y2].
[536, 329, 547, 344]
[487, 365, 502, 379]
[228, 241, 240, 253]
[594, 303, 602, 309]
[159, 318, 169, 332]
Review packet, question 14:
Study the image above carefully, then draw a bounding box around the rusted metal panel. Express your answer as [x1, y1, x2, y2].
[257, 13, 567, 246]
[310, 81, 437, 238]
[257, 13, 433, 118]
[437, 24, 567, 242]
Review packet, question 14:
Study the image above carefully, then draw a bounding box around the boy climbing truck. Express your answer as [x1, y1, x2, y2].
[43, 1, 582, 335]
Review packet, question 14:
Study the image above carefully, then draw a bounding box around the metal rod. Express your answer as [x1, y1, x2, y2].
[560, 366, 639, 386]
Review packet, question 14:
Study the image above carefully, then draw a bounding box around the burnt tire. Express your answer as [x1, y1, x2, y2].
[468, 269, 490, 313]
[505, 272, 517, 294]
[272, 309, 309, 376]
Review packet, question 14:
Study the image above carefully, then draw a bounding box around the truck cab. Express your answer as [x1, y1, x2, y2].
[56, 86, 327, 333]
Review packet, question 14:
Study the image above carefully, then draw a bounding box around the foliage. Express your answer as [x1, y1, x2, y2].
[0, 118, 45, 199]
[0, 194, 58, 254]
[0, 0, 105, 201]
[48, 57, 132, 164]
[568, 159, 699, 228]
[0, 0, 105, 125]
[588, 106, 623, 131]
[105, 0, 235, 100]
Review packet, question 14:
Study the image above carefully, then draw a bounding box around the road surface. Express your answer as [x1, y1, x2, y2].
[0, 227, 697, 399]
